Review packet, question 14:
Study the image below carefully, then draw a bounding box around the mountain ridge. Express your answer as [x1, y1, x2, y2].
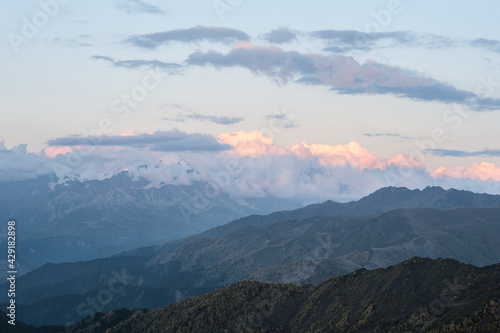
[4, 257, 498, 332]
[4, 204, 500, 326]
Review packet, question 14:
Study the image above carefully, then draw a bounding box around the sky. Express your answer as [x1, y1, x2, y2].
[1, 0, 500, 202]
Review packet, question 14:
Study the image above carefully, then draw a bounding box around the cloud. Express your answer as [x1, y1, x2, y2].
[184, 113, 243, 125]
[312, 30, 500, 55]
[0, 142, 53, 181]
[91, 56, 182, 73]
[312, 28, 500, 56]
[218, 130, 290, 157]
[44, 146, 76, 158]
[4, 132, 500, 201]
[186, 44, 500, 110]
[363, 133, 413, 140]
[218, 130, 422, 171]
[46, 130, 231, 152]
[432, 162, 500, 181]
[470, 38, 500, 53]
[310, 30, 409, 52]
[260, 28, 298, 44]
[116, 0, 165, 15]
[162, 103, 243, 125]
[311, 30, 455, 53]
[0, 136, 6, 151]
[186, 43, 315, 85]
[265, 112, 300, 129]
[126, 26, 250, 49]
[425, 148, 500, 158]
[119, 130, 140, 136]
[49, 34, 93, 47]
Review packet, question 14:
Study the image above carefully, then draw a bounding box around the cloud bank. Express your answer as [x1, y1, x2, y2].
[186, 43, 500, 110]
[2, 131, 500, 201]
[97, 26, 500, 111]
[433, 162, 500, 182]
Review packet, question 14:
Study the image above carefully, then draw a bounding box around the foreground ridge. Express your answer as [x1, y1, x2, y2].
[4, 257, 498, 332]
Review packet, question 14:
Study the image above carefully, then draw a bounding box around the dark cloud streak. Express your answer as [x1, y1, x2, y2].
[46, 130, 231, 152]
[116, 0, 165, 15]
[425, 148, 500, 158]
[363, 133, 413, 140]
[126, 26, 250, 49]
[91, 56, 183, 73]
[471, 38, 500, 53]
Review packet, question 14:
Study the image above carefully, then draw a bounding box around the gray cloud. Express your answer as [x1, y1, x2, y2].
[162, 104, 243, 125]
[322, 46, 347, 54]
[46, 130, 231, 152]
[186, 45, 500, 111]
[425, 148, 500, 158]
[330, 82, 498, 111]
[266, 113, 300, 128]
[116, 0, 165, 15]
[310, 29, 411, 52]
[184, 113, 243, 125]
[310, 29, 407, 43]
[50, 34, 93, 47]
[164, 113, 243, 125]
[471, 38, 500, 53]
[186, 46, 314, 85]
[126, 26, 250, 49]
[91, 55, 182, 73]
[261, 28, 298, 44]
[363, 133, 413, 140]
[311, 30, 455, 53]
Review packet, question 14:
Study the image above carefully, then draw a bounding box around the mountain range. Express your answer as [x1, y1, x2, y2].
[0, 172, 301, 273]
[2, 185, 500, 326]
[3, 258, 499, 332]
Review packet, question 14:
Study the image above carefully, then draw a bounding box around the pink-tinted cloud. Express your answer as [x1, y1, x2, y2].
[44, 146, 74, 158]
[432, 162, 500, 181]
[290, 141, 385, 169]
[233, 41, 253, 50]
[218, 130, 422, 171]
[119, 130, 139, 136]
[217, 130, 289, 157]
[3, 130, 500, 202]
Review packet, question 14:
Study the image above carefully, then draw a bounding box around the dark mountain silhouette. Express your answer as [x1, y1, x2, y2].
[5, 258, 499, 332]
